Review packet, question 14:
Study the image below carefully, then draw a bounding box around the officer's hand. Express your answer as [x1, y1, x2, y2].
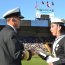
[30, 48, 36, 56]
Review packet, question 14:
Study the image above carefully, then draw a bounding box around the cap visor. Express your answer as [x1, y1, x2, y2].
[19, 16, 24, 19]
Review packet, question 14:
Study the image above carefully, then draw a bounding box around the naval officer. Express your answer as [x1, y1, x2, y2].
[0, 7, 33, 65]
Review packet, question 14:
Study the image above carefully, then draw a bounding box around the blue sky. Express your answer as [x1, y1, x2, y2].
[0, 0, 65, 20]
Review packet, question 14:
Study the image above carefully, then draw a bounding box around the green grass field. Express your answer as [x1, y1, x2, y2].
[22, 55, 48, 65]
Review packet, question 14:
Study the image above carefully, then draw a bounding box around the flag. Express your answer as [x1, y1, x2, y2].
[46, 1, 50, 8]
[35, 1, 38, 9]
[41, 1, 44, 4]
[52, 2, 54, 6]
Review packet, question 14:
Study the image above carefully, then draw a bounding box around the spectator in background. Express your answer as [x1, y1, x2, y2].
[0, 7, 33, 65]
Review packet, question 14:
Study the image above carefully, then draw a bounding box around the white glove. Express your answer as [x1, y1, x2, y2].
[47, 56, 60, 63]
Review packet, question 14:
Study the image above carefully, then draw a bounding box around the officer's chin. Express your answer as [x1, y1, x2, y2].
[16, 25, 20, 28]
[16, 26, 21, 31]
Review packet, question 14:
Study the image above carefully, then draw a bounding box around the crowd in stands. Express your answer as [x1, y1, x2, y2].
[19, 36, 54, 43]
[19, 36, 53, 54]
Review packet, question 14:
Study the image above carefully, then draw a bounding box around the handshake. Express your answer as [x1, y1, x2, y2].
[23, 43, 59, 63]
[30, 47, 50, 60]
[30, 43, 52, 60]
[23, 43, 52, 61]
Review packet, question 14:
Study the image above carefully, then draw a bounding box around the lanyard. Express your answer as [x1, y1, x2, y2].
[52, 35, 65, 57]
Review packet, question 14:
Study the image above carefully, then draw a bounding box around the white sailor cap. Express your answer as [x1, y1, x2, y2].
[3, 7, 24, 19]
[50, 17, 64, 24]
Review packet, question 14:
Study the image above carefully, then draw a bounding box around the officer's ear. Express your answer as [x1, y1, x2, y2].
[12, 18, 17, 22]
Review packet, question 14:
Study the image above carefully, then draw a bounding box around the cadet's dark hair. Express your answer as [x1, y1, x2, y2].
[58, 24, 65, 33]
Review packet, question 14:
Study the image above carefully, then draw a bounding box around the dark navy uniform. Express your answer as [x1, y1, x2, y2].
[52, 35, 65, 65]
[0, 25, 24, 65]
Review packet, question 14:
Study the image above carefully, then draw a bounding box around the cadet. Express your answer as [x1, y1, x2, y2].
[36, 18, 65, 65]
[47, 18, 65, 65]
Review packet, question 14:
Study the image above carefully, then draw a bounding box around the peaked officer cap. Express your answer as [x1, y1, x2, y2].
[3, 7, 24, 19]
